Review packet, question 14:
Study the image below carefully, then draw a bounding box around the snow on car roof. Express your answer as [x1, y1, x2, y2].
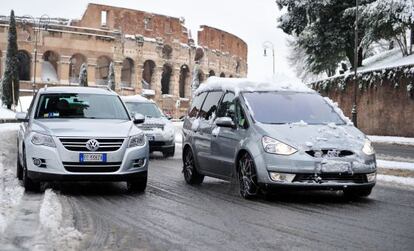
[194, 76, 314, 96]
[39, 86, 116, 95]
[121, 95, 154, 103]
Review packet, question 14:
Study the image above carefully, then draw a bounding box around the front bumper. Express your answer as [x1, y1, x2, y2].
[149, 140, 175, 152]
[25, 137, 149, 182]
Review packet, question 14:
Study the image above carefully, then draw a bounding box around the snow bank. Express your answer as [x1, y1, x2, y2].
[39, 189, 82, 250]
[195, 76, 314, 96]
[0, 107, 16, 119]
[377, 174, 414, 188]
[0, 125, 24, 232]
[377, 160, 414, 171]
[368, 135, 414, 146]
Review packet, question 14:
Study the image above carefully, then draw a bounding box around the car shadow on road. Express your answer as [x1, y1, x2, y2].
[46, 181, 141, 197]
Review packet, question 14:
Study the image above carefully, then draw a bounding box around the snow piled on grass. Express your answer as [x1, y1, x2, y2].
[39, 189, 82, 250]
[377, 160, 414, 171]
[368, 135, 414, 146]
[377, 174, 414, 188]
[0, 125, 24, 233]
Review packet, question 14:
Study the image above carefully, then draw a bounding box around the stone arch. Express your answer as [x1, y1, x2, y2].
[220, 72, 225, 78]
[161, 63, 173, 95]
[142, 60, 156, 89]
[179, 64, 190, 98]
[17, 50, 31, 81]
[208, 70, 216, 77]
[95, 55, 112, 85]
[162, 44, 173, 59]
[229, 75, 233, 78]
[198, 70, 205, 83]
[69, 53, 87, 83]
[42, 50, 59, 82]
[121, 57, 134, 87]
[194, 47, 204, 62]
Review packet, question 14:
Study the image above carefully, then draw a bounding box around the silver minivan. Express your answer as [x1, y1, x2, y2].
[182, 78, 376, 199]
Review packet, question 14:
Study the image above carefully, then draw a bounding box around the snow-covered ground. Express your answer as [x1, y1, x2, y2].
[377, 174, 414, 188]
[359, 48, 414, 73]
[0, 96, 34, 120]
[377, 160, 414, 171]
[368, 135, 414, 146]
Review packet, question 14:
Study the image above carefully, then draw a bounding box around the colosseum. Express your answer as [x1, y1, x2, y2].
[0, 3, 248, 117]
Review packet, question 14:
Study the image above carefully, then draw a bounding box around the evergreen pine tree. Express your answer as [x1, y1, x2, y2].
[1, 10, 19, 109]
[79, 63, 88, 86]
[107, 62, 115, 90]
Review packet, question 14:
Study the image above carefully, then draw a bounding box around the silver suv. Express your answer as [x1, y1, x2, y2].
[122, 95, 175, 158]
[16, 87, 149, 192]
[182, 78, 376, 199]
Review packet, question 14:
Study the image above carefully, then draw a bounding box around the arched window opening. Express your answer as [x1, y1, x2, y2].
[208, 70, 215, 77]
[42, 50, 59, 82]
[161, 64, 173, 95]
[179, 65, 189, 98]
[69, 53, 87, 83]
[142, 60, 155, 89]
[17, 50, 31, 81]
[121, 58, 134, 87]
[95, 55, 112, 85]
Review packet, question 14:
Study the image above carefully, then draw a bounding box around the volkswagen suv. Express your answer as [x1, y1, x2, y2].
[16, 86, 149, 192]
[182, 77, 376, 199]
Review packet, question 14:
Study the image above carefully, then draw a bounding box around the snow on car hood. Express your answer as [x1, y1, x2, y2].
[256, 123, 366, 152]
[31, 119, 139, 138]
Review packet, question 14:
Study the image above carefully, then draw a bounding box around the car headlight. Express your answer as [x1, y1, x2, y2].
[128, 133, 145, 147]
[262, 136, 297, 155]
[31, 132, 56, 148]
[362, 139, 375, 155]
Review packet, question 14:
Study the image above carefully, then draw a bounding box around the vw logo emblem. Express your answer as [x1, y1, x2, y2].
[86, 139, 100, 151]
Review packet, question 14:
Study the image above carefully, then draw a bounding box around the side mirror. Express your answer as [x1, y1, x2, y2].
[16, 112, 28, 122]
[215, 117, 235, 129]
[133, 113, 145, 124]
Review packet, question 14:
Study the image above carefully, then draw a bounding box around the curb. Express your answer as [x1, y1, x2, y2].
[0, 119, 18, 124]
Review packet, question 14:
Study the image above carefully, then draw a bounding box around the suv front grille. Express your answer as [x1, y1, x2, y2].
[59, 138, 124, 152]
[294, 173, 367, 184]
[63, 161, 121, 173]
[305, 149, 354, 158]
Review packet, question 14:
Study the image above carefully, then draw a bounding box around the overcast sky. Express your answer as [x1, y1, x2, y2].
[0, 0, 298, 81]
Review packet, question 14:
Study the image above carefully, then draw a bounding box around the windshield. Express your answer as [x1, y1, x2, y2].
[35, 93, 130, 120]
[125, 102, 163, 118]
[242, 92, 345, 125]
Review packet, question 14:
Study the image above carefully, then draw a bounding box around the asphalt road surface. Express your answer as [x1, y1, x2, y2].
[373, 143, 414, 162]
[45, 146, 413, 251]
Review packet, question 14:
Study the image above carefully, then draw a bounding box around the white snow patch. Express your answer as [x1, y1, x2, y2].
[0, 107, 16, 119]
[323, 97, 353, 125]
[290, 120, 308, 127]
[368, 135, 414, 146]
[195, 76, 314, 96]
[39, 189, 82, 250]
[377, 174, 414, 188]
[377, 160, 414, 171]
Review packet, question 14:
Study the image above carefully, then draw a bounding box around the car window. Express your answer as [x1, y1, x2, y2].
[125, 102, 163, 118]
[35, 93, 130, 120]
[188, 92, 207, 118]
[236, 100, 248, 129]
[198, 91, 223, 121]
[217, 92, 235, 119]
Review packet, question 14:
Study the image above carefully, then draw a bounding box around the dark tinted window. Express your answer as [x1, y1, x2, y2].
[199, 91, 223, 120]
[236, 101, 248, 129]
[242, 92, 345, 125]
[217, 92, 235, 119]
[35, 93, 129, 120]
[125, 102, 163, 118]
[188, 92, 207, 118]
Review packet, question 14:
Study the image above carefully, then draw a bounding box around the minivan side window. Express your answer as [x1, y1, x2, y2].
[216, 92, 235, 119]
[199, 91, 223, 121]
[188, 92, 207, 118]
[236, 100, 248, 129]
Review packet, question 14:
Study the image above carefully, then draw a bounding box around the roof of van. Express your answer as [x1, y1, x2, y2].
[121, 95, 153, 103]
[194, 76, 315, 96]
[38, 86, 116, 95]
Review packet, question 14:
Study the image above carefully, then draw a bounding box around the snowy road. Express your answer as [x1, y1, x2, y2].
[44, 149, 414, 250]
[1, 125, 414, 250]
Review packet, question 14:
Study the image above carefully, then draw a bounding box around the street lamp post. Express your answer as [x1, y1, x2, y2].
[352, 0, 359, 127]
[23, 15, 50, 96]
[263, 41, 275, 75]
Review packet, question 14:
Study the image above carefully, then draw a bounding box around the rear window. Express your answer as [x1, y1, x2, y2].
[35, 93, 130, 120]
[188, 92, 207, 118]
[125, 102, 163, 118]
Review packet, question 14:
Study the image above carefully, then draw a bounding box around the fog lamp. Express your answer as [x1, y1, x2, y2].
[269, 172, 295, 183]
[133, 158, 146, 168]
[366, 173, 376, 182]
[33, 158, 42, 167]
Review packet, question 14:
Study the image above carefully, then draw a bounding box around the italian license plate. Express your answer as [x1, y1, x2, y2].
[146, 135, 155, 141]
[80, 153, 107, 162]
[321, 161, 350, 173]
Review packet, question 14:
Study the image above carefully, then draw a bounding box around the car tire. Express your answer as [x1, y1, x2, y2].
[16, 146, 23, 180]
[183, 148, 204, 185]
[127, 175, 147, 193]
[21, 149, 41, 192]
[163, 148, 175, 158]
[343, 187, 372, 198]
[238, 152, 260, 199]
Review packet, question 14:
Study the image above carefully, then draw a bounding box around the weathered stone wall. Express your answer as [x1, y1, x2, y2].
[312, 65, 414, 137]
[0, 3, 248, 118]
